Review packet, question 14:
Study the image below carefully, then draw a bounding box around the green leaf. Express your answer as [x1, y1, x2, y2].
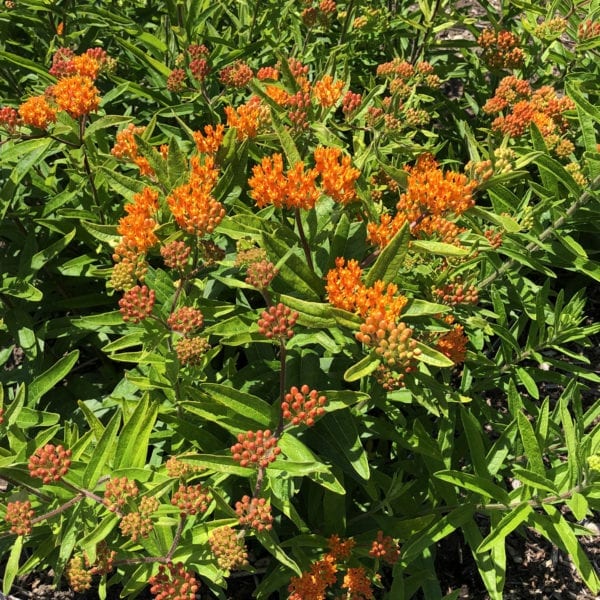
[114, 395, 158, 470]
[81, 221, 120, 245]
[135, 135, 169, 187]
[31, 228, 76, 270]
[434, 470, 510, 504]
[364, 222, 410, 286]
[116, 37, 172, 76]
[344, 353, 380, 382]
[167, 136, 188, 187]
[401, 504, 474, 564]
[271, 115, 302, 166]
[100, 166, 147, 198]
[404, 299, 450, 317]
[517, 411, 545, 477]
[415, 342, 454, 367]
[84, 115, 133, 140]
[262, 231, 324, 300]
[82, 409, 121, 488]
[411, 240, 468, 257]
[3, 534, 23, 595]
[477, 502, 533, 553]
[15, 407, 60, 429]
[560, 396, 580, 488]
[28, 350, 79, 406]
[180, 454, 255, 477]
[320, 409, 370, 480]
[256, 531, 302, 576]
[460, 407, 490, 478]
[197, 383, 272, 428]
[567, 492, 589, 521]
[511, 466, 557, 494]
[279, 295, 337, 328]
[533, 506, 600, 593]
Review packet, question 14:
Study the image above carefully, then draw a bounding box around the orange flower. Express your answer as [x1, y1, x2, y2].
[327, 534, 355, 560]
[436, 324, 468, 365]
[51, 75, 100, 118]
[314, 146, 360, 204]
[248, 153, 320, 210]
[367, 154, 475, 248]
[313, 74, 344, 107]
[264, 84, 290, 106]
[18, 95, 56, 129]
[167, 156, 225, 235]
[325, 257, 363, 312]
[342, 567, 375, 600]
[288, 555, 337, 600]
[115, 187, 159, 257]
[325, 257, 407, 320]
[224, 96, 268, 140]
[112, 123, 146, 161]
[71, 54, 100, 80]
[193, 123, 225, 154]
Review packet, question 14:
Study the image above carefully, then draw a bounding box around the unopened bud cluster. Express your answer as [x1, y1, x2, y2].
[168, 306, 204, 334]
[484, 227, 503, 249]
[165, 456, 203, 479]
[110, 256, 148, 290]
[119, 285, 156, 323]
[66, 556, 92, 593]
[230, 429, 281, 468]
[6, 500, 34, 536]
[175, 336, 210, 366]
[369, 530, 401, 565]
[578, 19, 600, 41]
[432, 280, 479, 305]
[342, 91, 362, 116]
[356, 310, 421, 372]
[119, 496, 159, 541]
[171, 484, 211, 517]
[282, 385, 327, 427]
[0, 106, 19, 132]
[209, 526, 249, 571]
[257, 303, 298, 340]
[246, 259, 278, 290]
[161, 241, 191, 270]
[235, 495, 273, 531]
[103, 476, 139, 512]
[534, 17, 567, 39]
[28, 444, 72, 484]
[588, 455, 600, 472]
[149, 562, 200, 600]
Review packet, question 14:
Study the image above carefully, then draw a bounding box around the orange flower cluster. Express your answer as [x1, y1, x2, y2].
[209, 526, 248, 571]
[484, 76, 574, 146]
[66, 556, 92, 593]
[313, 74, 344, 107]
[342, 567, 375, 599]
[18, 95, 57, 129]
[436, 324, 468, 365]
[314, 146, 360, 204]
[376, 59, 440, 92]
[49, 47, 109, 80]
[111, 123, 155, 177]
[235, 495, 273, 531]
[28, 444, 72, 484]
[288, 534, 385, 600]
[325, 257, 407, 321]
[149, 562, 200, 600]
[477, 28, 525, 69]
[6, 500, 35, 536]
[115, 187, 159, 258]
[192, 123, 225, 154]
[219, 60, 254, 88]
[369, 530, 400, 565]
[288, 555, 338, 600]
[167, 156, 225, 235]
[257, 66, 279, 80]
[578, 19, 600, 41]
[224, 96, 269, 140]
[367, 154, 476, 247]
[249, 153, 320, 210]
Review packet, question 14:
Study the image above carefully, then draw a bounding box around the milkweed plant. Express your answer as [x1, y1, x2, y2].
[1, 0, 600, 598]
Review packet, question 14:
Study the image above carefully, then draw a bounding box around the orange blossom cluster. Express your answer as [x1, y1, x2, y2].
[477, 28, 525, 70]
[367, 153, 476, 248]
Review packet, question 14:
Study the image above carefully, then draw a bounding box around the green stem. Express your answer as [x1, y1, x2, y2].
[295, 208, 314, 272]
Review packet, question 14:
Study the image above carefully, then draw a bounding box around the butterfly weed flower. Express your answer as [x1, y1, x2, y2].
[18, 95, 57, 130]
[192, 123, 225, 154]
[50, 75, 100, 118]
[282, 385, 327, 427]
[118, 285, 156, 323]
[66, 556, 92, 593]
[313, 74, 344, 108]
[436, 324, 468, 365]
[224, 96, 269, 140]
[314, 146, 360, 204]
